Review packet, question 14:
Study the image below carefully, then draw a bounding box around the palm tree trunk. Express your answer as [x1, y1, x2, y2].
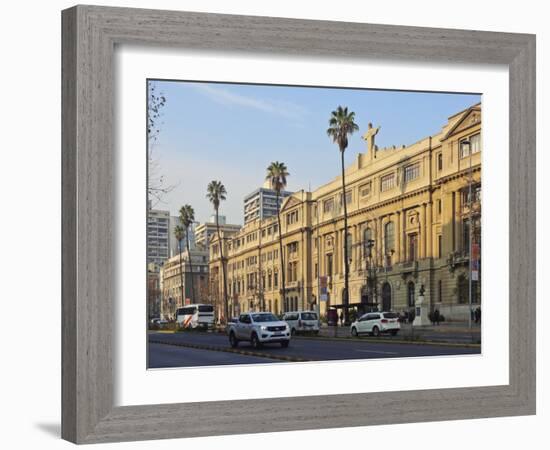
[341, 149, 350, 325]
[276, 189, 286, 313]
[185, 227, 196, 302]
[178, 240, 184, 311]
[216, 207, 229, 323]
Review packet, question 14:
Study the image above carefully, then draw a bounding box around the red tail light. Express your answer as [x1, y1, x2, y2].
[381, 319, 388, 323]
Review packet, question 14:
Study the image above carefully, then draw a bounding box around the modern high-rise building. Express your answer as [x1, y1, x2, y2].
[195, 215, 241, 250]
[243, 181, 292, 224]
[147, 206, 170, 267]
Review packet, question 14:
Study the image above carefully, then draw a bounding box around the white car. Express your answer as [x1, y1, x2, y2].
[228, 312, 291, 348]
[350, 311, 400, 337]
[283, 311, 320, 335]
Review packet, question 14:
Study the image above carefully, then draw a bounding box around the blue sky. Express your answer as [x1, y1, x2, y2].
[149, 80, 480, 225]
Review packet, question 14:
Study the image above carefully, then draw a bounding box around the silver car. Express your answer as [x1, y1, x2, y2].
[228, 312, 291, 348]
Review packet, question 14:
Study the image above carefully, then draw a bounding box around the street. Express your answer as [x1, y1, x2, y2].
[148, 331, 480, 368]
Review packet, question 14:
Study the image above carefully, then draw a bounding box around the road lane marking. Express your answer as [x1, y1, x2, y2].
[354, 349, 399, 355]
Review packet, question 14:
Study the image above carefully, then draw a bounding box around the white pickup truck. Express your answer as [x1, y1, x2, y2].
[228, 312, 291, 349]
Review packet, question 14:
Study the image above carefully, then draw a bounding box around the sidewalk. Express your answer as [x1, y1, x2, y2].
[317, 321, 481, 344]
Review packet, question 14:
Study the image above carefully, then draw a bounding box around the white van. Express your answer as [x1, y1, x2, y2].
[283, 311, 320, 335]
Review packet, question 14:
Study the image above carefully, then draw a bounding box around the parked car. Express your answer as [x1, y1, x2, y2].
[350, 311, 400, 337]
[225, 316, 239, 333]
[227, 312, 290, 349]
[149, 318, 169, 329]
[283, 311, 320, 335]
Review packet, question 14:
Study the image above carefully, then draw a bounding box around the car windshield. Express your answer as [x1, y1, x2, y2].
[301, 313, 318, 320]
[251, 313, 279, 322]
[383, 312, 398, 319]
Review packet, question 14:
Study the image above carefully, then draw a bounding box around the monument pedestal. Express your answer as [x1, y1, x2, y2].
[412, 294, 430, 326]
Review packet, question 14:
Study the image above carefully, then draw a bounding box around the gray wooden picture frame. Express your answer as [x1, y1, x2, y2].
[61, 5, 536, 444]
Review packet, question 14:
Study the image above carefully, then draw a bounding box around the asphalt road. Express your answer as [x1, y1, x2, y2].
[148, 332, 480, 368]
[148, 342, 281, 368]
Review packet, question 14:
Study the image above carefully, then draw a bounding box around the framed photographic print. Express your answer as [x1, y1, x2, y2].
[62, 5, 535, 444]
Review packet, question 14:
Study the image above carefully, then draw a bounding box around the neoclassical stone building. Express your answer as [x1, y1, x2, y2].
[209, 103, 481, 322]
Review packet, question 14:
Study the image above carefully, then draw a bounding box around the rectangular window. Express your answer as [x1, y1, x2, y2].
[437, 199, 442, 215]
[326, 254, 333, 276]
[437, 153, 443, 171]
[470, 133, 481, 154]
[460, 135, 481, 159]
[408, 233, 418, 262]
[339, 190, 352, 206]
[438, 234, 442, 258]
[380, 173, 395, 192]
[403, 163, 420, 182]
[360, 181, 372, 197]
[323, 198, 334, 213]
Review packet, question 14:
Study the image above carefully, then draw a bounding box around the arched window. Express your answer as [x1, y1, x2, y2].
[384, 221, 395, 255]
[407, 281, 415, 307]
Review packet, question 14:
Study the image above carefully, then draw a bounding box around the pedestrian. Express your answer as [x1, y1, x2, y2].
[339, 311, 343, 326]
[476, 306, 481, 324]
[474, 307, 479, 324]
[471, 308, 475, 322]
[434, 309, 440, 326]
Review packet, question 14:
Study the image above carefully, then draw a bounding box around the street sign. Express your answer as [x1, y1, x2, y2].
[319, 276, 327, 288]
[320, 293, 328, 302]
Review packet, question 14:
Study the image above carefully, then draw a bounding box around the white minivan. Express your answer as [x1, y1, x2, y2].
[283, 311, 320, 335]
[350, 311, 400, 337]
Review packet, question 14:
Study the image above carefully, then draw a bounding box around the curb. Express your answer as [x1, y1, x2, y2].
[149, 339, 315, 363]
[150, 330, 480, 348]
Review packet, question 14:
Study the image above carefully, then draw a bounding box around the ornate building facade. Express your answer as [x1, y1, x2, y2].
[160, 248, 210, 320]
[209, 104, 481, 322]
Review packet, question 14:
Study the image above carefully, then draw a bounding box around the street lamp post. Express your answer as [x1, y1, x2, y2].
[461, 139, 473, 332]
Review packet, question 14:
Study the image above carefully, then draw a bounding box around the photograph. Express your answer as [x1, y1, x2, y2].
[146, 80, 482, 368]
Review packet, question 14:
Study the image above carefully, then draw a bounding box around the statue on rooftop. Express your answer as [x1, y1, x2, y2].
[362, 122, 381, 159]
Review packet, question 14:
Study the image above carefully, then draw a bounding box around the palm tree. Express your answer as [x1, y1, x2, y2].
[327, 106, 359, 325]
[179, 204, 196, 303]
[173, 225, 185, 309]
[266, 161, 290, 313]
[206, 180, 229, 323]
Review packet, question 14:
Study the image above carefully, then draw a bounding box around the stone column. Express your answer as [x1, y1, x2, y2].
[377, 216, 383, 266]
[426, 201, 433, 258]
[396, 211, 401, 263]
[358, 225, 361, 272]
[401, 210, 407, 261]
[454, 190, 461, 253]
[420, 203, 428, 259]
